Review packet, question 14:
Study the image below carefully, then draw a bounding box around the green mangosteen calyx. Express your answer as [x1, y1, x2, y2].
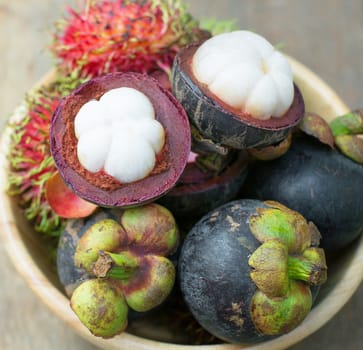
[299, 112, 335, 148]
[70, 279, 128, 338]
[70, 203, 179, 338]
[330, 109, 363, 164]
[248, 201, 327, 335]
[330, 109, 363, 136]
[247, 133, 292, 161]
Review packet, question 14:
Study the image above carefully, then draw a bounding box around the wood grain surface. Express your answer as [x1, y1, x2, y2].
[1, 1, 363, 349]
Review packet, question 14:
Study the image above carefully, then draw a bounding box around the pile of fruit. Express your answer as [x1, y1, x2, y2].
[7, 0, 363, 345]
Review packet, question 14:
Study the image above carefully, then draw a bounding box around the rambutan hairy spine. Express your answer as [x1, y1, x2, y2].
[7, 71, 86, 237]
[51, 0, 206, 78]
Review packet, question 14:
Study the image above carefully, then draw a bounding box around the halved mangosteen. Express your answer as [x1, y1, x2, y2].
[51, 72, 191, 207]
[172, 31, 305, 149]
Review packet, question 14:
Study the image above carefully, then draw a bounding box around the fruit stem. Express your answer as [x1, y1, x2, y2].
[92, 251, 139, 280]
[287, 248, 327, 286]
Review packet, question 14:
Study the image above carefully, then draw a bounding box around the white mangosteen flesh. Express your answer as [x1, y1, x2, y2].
[74, 87, 165, 183]
[192, 30, 294, 120]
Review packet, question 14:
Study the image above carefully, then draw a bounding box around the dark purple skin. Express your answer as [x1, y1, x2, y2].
[172, 44, 305, 150]
[178, 199, 273, 344]
[178, 199, 321, 344]
[157, 151, 249, 228]
[242, 135, 363, 253]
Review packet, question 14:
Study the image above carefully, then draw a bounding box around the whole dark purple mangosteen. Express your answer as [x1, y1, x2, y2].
[179, 199, 327, 344]
[172, 31, 305, 150]
[58, 203, 180, 338]
[242, 121, 363, 254]
[51, 72, 190, 208]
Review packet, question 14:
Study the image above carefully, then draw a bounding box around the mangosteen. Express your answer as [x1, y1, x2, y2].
[60, 203, 179, 338]
[50, 72, 190, 207]
[172, 30, 305, 150]
[179, 199, 327, 344]
[157, 150, 249, 228]
[242, 112, 363, 253]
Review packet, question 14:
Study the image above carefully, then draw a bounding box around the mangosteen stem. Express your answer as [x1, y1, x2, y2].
[287, 248, 327, 286]
[92, 251, 139, 280]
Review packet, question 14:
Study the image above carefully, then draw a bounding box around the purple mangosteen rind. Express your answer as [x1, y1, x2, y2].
[242, 134, 363, 253]
[178, 199, 326, 344]
[50, 72, 191, 208]
[179, 200, 265, 344]
[172, 44, 305, 150]
[157, 151, 249, 223]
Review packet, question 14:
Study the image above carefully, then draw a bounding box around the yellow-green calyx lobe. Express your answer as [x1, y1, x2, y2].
[120, 255, 176, 312]
[251, 281, 312, 335]
[249, 201, 315, 252]
[70, 279, 128, 338]
[120, 203, 179, 255]
[74, 219, 124, 272]
[247, 133, 292, 161]
[248, 201, 327, 335]
[335, 134, 363, 164]
[330, 110, 363, 137]
[299, 112, 335, 148]
[249, 240, 289, 298]
[330, 110, 363, 164]
[71, 203, 179, 338]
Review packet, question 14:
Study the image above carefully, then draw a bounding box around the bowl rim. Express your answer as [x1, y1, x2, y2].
[1, 57, 362, 350]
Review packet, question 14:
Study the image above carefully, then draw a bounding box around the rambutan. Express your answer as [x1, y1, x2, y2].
[7, 72, 86, 236]
[51, 0, 207, 78]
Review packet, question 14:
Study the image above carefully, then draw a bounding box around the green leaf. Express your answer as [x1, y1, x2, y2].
[199, 17, 238, 36]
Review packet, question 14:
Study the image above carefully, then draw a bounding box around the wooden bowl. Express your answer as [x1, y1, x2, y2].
[1, 57, 362, 350]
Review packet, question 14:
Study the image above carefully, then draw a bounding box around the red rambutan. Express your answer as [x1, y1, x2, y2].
[51, 0, 206, 78]
[7, 73, 86, 236]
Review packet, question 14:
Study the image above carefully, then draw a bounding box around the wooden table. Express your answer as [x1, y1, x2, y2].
[1, 0, 362, 349]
